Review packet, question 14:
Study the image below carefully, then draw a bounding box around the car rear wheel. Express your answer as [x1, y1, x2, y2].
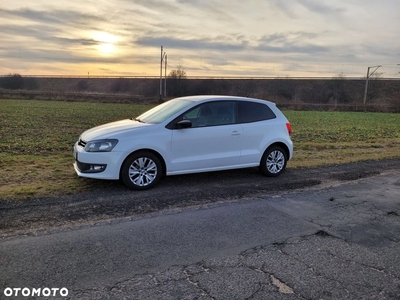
[260, 146, 287, 177]
[121, 151, 162, 190]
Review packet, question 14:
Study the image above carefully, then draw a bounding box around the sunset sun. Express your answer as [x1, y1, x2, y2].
[92, 31, 119, 55]
[98, 42, 116, 54]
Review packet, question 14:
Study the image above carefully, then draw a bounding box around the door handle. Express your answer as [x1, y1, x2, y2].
[231, 131, 241, 136]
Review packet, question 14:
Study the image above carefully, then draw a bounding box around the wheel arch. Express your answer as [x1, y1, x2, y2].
[263, 142, 290, 162]
[119, 149, 167, 179]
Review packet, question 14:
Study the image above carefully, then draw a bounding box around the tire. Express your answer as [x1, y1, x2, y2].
[259, 146, 287, 177]
[121, 151, 162, 190]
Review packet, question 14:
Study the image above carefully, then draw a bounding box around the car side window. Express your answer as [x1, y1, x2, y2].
[237, 101, 276, 123]
[182, 101, 236, 128]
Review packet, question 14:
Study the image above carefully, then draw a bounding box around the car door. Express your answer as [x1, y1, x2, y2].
[168, 101, 243, 173]
[237, 101, 277, 164]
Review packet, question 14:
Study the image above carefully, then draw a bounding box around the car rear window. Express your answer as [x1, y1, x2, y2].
[237, 101, 276, 123]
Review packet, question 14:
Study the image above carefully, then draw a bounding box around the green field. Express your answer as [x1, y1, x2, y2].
[1, 99, 399, 200]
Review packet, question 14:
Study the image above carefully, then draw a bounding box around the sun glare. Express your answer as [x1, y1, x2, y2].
[98, 43, 116, 54]
[92, 31, 119, 55]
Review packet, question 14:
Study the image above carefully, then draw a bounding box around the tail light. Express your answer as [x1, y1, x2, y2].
[286, 123, 291, 135]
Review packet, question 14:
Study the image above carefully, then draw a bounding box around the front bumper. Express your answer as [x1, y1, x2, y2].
[74, 160, 107, 173]
[73, 142, 123, 180]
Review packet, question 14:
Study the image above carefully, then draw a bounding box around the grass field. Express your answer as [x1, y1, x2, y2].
[1, 99, 399, 200]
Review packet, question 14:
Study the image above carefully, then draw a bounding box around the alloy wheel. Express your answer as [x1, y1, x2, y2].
[129, 157, 158, 187]
[266, 150, 285, 174]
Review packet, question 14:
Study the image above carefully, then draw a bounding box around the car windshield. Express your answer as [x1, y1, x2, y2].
[135, 99, 193, 124]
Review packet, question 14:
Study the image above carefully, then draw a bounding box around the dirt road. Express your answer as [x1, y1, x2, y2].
[1, 159, 399, 238]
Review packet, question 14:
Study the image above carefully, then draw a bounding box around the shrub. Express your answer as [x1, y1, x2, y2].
[23, 77, 38, 90]
[110, 78, 130, 93]
[77, 80, 89, 91]
[0, 73, 24, 90]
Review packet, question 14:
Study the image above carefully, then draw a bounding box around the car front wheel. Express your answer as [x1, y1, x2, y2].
[121, 151, 162, 190]
[260, 146, 287, 177]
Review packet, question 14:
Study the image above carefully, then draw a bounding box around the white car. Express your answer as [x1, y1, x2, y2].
[74, 95, 293, 190]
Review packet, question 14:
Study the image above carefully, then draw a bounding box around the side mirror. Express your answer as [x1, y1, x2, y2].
[175, 119, 192, 129]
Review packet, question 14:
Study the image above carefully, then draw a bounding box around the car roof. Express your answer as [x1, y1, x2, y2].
[173, 95, 276, 106]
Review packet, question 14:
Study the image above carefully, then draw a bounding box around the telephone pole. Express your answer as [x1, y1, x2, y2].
[159, 46, 167, 102]
[164, 54, 167, 97]
[363, 65, 381, 111]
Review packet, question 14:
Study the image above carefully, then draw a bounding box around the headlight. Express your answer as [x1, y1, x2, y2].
[84, 139, 119, 152]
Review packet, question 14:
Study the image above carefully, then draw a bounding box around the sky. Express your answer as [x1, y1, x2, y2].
[0, 0, 399, 78]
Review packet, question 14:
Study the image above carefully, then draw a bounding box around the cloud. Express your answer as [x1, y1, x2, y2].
[267, 0, 344, 19]
[0, 0, 398, 77]
[0, 48, 119, 64]
[255, 32, 329, 56]
[135, 36, 247, 52]
[255, 43, 328, 55]
[0, 24, 57, 39]
[0, 24, 102, 47]
[259, 31, 322, 45]
[119, 0, 178, 14]
[297, 0, 345, 14]
[0, 8, 103, 26]
[0, 8, 113, 48]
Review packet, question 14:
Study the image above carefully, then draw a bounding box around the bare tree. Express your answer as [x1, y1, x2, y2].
[168, 66, 187, 97]
[168, 65, 187, 79]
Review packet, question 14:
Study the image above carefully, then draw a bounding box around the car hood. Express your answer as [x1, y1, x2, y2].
[80, 119, 151, 141]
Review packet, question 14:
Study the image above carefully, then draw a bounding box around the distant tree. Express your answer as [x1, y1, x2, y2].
[333, 72, 346, 80]
[329, 73, 349, 107]
[168, 65, 187, 79]
[0, 73, 24, 90]
[168, 65, 188, 97]
[274, 79, 297, 102]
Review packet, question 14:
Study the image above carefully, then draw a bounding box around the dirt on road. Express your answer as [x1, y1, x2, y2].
[1, 159, 399, 238]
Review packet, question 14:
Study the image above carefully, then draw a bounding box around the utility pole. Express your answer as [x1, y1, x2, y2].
[164, 54, 167, 97]
[363, 65, 381, 111]
[159, 46, 167, 102]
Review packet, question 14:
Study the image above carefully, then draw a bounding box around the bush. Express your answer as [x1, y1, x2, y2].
[24, 77, 38, 90]
[77, 80, 89, 91]
[110, 78, 130, 93]
[0, 73, 24, 90]
[167, 77, 188, 97]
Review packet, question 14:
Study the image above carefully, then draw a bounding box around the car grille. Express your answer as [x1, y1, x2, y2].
[78, 139, 87, 148]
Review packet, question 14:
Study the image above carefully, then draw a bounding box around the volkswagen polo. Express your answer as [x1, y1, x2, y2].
[73, 95, 293, 190]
